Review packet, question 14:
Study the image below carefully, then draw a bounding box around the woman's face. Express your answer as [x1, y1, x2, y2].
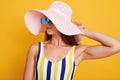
[46, 24, 60, 35]
[46, 22, 60, 35]
[41, 16, 60, 35]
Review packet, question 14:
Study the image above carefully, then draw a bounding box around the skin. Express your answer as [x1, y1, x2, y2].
[23, 17, 120, 80]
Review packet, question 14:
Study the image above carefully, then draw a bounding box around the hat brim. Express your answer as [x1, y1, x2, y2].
[24, 9, 83, 35]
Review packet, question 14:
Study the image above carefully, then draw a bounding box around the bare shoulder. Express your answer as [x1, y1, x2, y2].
[28, 42, 39, 60]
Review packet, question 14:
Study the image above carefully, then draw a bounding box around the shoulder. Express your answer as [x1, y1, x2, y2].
[29, 42, 39, 51]
[28, 42, 41, 59]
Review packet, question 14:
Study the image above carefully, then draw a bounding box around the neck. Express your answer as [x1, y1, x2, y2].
[49, 34, 66, 46]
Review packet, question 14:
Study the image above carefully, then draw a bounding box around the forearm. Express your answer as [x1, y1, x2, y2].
[83, 29, 120, 48]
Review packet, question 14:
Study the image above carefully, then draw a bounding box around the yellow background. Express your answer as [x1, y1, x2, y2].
[0, 0, 120, 80]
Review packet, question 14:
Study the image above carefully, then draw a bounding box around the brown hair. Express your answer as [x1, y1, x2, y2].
[46, 33, 78, 46]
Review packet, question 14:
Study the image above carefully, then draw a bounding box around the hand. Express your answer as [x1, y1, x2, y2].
[72, 20, 86, 34]
[71, 20, 86, 42]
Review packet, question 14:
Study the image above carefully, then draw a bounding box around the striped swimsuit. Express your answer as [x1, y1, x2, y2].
[36, 42, 77, 80]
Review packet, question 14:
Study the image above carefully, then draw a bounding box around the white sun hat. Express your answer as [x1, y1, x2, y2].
[24, 1, 83, 36]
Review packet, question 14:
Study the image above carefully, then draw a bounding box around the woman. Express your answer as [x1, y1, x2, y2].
[23, 1, 120, 80]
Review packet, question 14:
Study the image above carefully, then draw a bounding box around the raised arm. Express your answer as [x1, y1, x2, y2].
[23, 43, 38, 80]
[73, 21, 120, 62]
[82, 29, 120, 59]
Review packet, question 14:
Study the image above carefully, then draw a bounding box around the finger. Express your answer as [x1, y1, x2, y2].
[72, 21, 82, 26]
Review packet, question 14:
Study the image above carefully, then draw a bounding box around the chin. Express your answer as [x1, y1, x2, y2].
[46, 31, 53, 35]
